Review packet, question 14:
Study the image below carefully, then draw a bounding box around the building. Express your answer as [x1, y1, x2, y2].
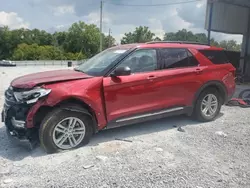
[205, 0, 250, 80]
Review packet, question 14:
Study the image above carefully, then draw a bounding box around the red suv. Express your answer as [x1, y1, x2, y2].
[2, 41, 236, 153]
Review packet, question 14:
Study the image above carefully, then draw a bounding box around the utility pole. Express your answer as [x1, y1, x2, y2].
[99, 0, 103, 52]
[207, 0, 214, 45]
[108, 28, 111, 47]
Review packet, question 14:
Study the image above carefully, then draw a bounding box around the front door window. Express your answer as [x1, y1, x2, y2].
[115, 49, 157, 74]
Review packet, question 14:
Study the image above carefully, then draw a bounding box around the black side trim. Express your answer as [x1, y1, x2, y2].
[193, 80, 228, 105]
[62, 107, 92, 117]
[106, 106, 191, 130]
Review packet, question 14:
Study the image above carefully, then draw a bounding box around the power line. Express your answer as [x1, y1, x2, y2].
[105, 0, 202, 7]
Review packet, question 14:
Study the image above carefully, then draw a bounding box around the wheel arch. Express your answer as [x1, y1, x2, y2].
[33, 97, 98, 133]
[193, 80, 228, 106]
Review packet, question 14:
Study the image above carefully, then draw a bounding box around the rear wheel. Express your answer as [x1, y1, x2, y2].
[193, 88, 222, 122]
[39, 107, 93, 154]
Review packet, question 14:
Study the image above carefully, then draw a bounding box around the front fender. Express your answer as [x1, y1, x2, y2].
[26, 77, 107, 129]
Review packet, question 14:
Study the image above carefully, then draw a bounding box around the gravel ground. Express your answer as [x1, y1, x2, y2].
[0, 66, 250, 188]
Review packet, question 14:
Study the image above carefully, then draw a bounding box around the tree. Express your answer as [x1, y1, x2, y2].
[121, 26, 155, 44]
[164, 29, 241, 51]
[0, 21, 117, 60]
[52, 31, 67, 47]
[164, 29, 205, 42]
[103, 34, 116, 49]
[12, 43, 86, 60]
[219, 40, 241, 51]
[0, 21, 242, 61]
[154, 37, 162, 41]
[0, 26, 12, 59]
[64, 21, 101, 57]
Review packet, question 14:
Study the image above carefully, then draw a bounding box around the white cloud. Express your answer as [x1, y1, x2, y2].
[163, 8, 191, 32]
[212, 32, 243, 44]
[55, 24, 66, 29]
[53, 5, 75, 16]
[0, 11, 29, 29]
[83, 11, 112, 26]
[112, 24, 136, 43]
[148, 18, 164, 39]
[0, 0, 243, 44]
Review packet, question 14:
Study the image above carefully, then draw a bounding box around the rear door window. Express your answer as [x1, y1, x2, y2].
[199, 50, 229, 64]
[158, 48, 199, 70]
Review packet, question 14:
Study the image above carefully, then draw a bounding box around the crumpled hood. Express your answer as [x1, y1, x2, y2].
[11, 69, 92, 89]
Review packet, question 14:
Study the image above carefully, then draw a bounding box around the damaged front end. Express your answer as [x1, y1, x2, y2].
[1, 86, 51, 146]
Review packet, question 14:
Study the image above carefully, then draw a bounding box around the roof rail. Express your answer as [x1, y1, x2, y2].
[146, 41, 209, 45]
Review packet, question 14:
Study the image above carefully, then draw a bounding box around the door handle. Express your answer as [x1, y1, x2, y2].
[147, 75, 157, 79]
[195, 68, 203, 74]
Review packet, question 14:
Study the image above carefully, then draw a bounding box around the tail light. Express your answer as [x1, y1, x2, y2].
[229, 68, 236, 78]
[223, 67, 236, 82]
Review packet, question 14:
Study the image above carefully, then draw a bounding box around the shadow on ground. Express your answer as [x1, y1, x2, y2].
[0, 113, 224, 161]
[90, 115, 199, 146]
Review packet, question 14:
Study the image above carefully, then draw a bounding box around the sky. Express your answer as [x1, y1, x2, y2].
[0, 0, 243, 44]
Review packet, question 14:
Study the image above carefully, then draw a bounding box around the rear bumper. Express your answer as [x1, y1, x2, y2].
[225, 84, 236, 104]
[225, 93, 234, 104]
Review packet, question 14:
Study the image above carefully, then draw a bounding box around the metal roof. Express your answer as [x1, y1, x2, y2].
[218, 0, 250, 8]
[205, 0, 250, 35]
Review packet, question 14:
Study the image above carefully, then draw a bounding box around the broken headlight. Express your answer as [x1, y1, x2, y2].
[14, 87, 51, 104]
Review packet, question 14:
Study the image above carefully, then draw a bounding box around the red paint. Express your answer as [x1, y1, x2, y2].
[103, 66, 203, 121]
[11, 69, 92, 89]
[26, 77, 107, 128]
[12, 43, 235, 130]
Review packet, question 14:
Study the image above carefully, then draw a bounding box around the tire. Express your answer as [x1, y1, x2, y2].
[39, 106, 93, 154]
[192, 88, 222, 122]
[239, 89, 250, 100]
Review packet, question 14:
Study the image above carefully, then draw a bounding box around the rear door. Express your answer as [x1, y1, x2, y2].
[154, 48, 204, 107]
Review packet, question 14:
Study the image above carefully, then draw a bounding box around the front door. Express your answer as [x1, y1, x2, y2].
[103, 48, 161, 122]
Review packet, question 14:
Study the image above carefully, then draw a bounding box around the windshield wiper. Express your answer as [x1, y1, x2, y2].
[74, 68, 85, 73]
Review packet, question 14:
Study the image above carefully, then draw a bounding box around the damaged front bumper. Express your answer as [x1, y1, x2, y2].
[1, 87, 38, 145]
[1, 104, 36, 141]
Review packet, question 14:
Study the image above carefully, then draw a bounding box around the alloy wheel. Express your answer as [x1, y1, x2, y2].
[201, 94, 218, 117]
[52, 117, 86, 150]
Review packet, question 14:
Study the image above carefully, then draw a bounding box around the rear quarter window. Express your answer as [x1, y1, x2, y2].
[199, 50, 229, 64]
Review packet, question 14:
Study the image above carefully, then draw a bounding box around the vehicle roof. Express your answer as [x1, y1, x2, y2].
[111, 42, 223, 51]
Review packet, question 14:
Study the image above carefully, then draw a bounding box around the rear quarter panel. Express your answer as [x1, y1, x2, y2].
[189, 48, 236, 99]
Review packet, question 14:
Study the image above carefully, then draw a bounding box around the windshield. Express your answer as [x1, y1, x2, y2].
[75, 48, 129, 76]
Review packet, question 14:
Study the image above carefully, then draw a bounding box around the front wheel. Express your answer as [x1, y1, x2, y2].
[192, 88, 222, 122]
[39, 107, 93, 154]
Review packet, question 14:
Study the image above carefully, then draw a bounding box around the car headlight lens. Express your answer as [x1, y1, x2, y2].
[14, 87, 51, 104]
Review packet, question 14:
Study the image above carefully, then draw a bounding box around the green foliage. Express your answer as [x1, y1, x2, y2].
[164, 29, 241, 51]
[218, 40, 241, 51]
[0, 21, 116, 60]
[65, 52, 86, 60]
[121, 26, 155, 44]
[0, 23, 242, 61]
[12, 43, 86, 60]
[103, 34, 116, 49]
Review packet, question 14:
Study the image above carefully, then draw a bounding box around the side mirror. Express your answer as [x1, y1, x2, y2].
[111, 66, 131, 77]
